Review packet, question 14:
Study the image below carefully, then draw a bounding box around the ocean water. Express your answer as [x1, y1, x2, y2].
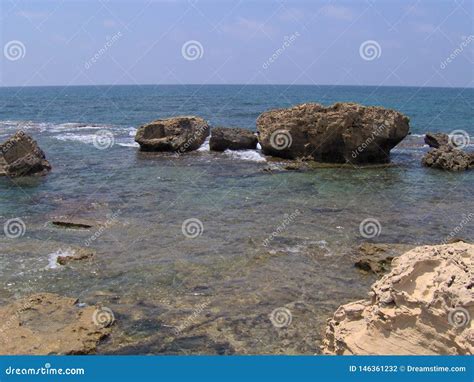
[0, 85, 472, 354]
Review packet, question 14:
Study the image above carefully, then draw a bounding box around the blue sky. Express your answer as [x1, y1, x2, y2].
[1, 0, 473, 87]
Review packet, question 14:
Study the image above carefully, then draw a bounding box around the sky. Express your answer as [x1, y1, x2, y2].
[0, 0, 473, 88]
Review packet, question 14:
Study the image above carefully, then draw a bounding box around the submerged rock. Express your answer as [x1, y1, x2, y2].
[353, 242, 416, 275]
[135, 116, 210, 153]
[424, 132, 450, 148]
[0, 293, 112, 354]
[51, 218, 95, 229]
[422, 145, 472, 171]
[0, 131, 51, 177]
[322, 242, 473, 355]
[209, 127, 258, 151]
[57, 247, 95, 266]
[256, 103, 409, 164]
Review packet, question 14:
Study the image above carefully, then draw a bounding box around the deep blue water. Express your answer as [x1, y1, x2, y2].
[0, 84, 472, 135]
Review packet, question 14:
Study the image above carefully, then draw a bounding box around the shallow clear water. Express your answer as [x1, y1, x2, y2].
[0, 85, 472, 354]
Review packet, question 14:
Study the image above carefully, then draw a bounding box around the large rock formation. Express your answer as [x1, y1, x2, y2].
[135, 116, 210, 153]
[322, 242, 473, 355]
[256, 103, 410, 164]
[422, 145, 472, 171]
[209, 127, 258, 151]
[0, 131, 51, 177]
[0, 293, 112, 354]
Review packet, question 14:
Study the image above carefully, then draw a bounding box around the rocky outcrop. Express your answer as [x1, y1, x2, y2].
[256, 103, 410, 164]
[209, 127, 258, 151]
[422, 145, 472, 171]
[0, 293, 112, 354]
[424, 132, 450, 148]
[0, 131, 51, 177]
[135, 116, 209, 153]
[322, 242, 473, 355]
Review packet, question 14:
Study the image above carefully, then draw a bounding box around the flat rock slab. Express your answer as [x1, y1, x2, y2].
[51, 218, 96, 229]
[0, 293, 111, 355]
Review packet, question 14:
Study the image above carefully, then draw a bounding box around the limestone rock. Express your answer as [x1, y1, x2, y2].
[322, 242, 473, 355]
[135, 116, 209, 153]
[257, 103, 409, 164]
[0, 293, 112, 354]
[0, 131, 51, 177]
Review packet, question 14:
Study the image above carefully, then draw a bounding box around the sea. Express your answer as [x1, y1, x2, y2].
[0, 84, 472, 354]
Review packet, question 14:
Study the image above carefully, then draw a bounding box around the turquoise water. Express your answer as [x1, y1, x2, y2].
[0, 85, 472, 354]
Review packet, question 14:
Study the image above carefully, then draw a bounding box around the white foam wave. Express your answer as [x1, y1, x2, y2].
[46, 249, 74, 270]
[117, 141, 139, 148]
[197, 137, 210, 152]
[223, 149, 266, 162]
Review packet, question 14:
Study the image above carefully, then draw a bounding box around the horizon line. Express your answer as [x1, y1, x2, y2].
[0, 83, 473, 90]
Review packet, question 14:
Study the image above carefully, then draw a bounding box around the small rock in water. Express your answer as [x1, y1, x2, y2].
[209, 127, 258, 151]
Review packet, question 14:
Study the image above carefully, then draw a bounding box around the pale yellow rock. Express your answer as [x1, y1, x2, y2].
[322, 242, 473, 355]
